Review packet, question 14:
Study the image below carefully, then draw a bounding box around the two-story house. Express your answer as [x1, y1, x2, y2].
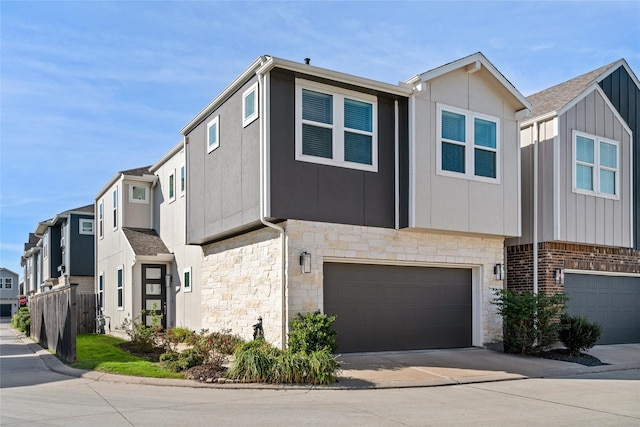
[95, 145, 202, 336]
[0, 268, 20, 317]
[34, 205, 95, 294]
[181, 53, 530, 352]
[20, 233, 42, 296]
[506, 60, 640, 345]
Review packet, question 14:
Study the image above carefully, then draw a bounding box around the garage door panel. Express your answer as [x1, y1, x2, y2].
[565, 274, 640, 345]
[324, 263, 472, 353]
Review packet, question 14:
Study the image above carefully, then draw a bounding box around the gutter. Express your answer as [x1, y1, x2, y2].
[256, 59, 287, 350]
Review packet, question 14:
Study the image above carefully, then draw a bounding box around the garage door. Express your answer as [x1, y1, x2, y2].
[565, 274, 640, 344]
[0, 304, 11, 317]
[323, 263, 472, 353]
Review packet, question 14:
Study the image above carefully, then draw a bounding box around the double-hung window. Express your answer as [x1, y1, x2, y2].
[79, 218, 94, 235]
[98, 200, 104, 239]
[573, 130, 619, 198]
[117, 266, 124, 310]
[98, 273, 104, 312]
[437, 104, 500, 182]
[295, 79, 377, 172]
[4, 278, 12, 289]
[168, 170, 176, 202]
[112, 189, 118, 230]
[183, 267, 192, 293]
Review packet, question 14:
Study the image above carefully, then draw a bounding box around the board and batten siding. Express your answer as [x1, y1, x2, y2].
[412, 66, 521, 237]
[186, 77, 262, 245]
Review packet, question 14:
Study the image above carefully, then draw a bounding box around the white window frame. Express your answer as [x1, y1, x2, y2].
[295, 78, 378, 172]
[242, 82, 259, 127]
[79, 218, 94, 235]
[98, 272, 104, 312]
[183, 267, 192, 293]
[180, 164, 185, 197]
[112, 189, 118, 230]
[436, 103, 501, 184]
[98, 200, 104, 239]
[572, 130, 620, 199]
[117, 266, 124, 310]
[5, 277, 12, 289]
[129, 185, 149, 204]
[168, 170, 176, 203]
[43, 233, 49, 259]
[207, 115, 220, 154]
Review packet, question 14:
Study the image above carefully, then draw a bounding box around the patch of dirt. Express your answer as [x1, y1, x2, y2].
[540, 349, 608, 367]
[118, 341, 164, 362]
[183, 363, 228, 382]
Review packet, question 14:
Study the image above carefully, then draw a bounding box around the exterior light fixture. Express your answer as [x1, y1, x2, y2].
[494, 263, 504, 281]
[554, 268, 565, 285]
[300, 252, 311, 274]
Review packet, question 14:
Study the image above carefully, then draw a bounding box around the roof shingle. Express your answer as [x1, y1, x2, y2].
[122, 227, 171, 257]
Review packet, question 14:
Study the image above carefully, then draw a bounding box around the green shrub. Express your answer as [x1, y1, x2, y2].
[288, 311, 338, 354]
[188, 329, 244, 356]
[227, 340, 280, 382]
[493, 289, 567, 355]
[11, 307, 31, 336]
[119, 310, 163, 354]
[558, 314, 602, 356]
[159, 348, 206, 372]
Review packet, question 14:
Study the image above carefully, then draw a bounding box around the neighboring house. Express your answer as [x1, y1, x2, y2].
[34, 205, 95, 294]
[0, 268, 20, 317]
[506, 60, 640, 345]
[95, 148, 202, 337]
[20, 233, 42, 296]
[181, 53, 530, 352]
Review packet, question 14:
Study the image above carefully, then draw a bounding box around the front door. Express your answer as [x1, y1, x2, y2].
[142, 264, 166, 328]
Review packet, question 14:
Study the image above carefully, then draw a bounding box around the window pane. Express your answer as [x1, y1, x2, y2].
[146, 267, 162, 280]
[474, 118, 496, 148]
[208, 123, 217, 147]
[576, 136, 594, 163]
[344, 132, 372, 165]
[302, 124, 333, 158]
[600, 170, 615, 194]
[600, 142, 617, 168]
[245, 90, 256, 119]
[118, 289, 123, 307]
[132, 186, 146, 200]
[474, 149, 496, 178]
[184, 272, 190, 288]
[180, 167, 185, 192]
[302, 89, 333, 124]
[146, 299, 161, 311]
[146, 283, 162, 295]
[576, 164, 593, 190]
[169, 175, 175, 198]
[442, 142, 465, 173]
[442, 111, 465, 142]
[344, 98, 372, 132]
[117, 269, 123, 286]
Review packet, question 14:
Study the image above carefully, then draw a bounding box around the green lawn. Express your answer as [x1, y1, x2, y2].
[70, 334, 183, 379]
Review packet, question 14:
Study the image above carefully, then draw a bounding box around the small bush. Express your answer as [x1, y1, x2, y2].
[558, 314, 602, 356]
[11, 307, 31, 336]
[119, 310, 163, 354]
[493, 289, 567, 355]
[288, 311, 338, 354]
[228, 340, 280, 382]
[160, 327, 195, 352]
[160, 348, 206, 372]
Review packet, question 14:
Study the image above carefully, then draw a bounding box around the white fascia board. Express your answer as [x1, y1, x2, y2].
[258, 57, 413, 97]
[406, 52, 532, 111]
[149, 140, 184, 173]
[520, 111, 558, 129]
[95, 172, 123, 200]
[134, 254, 175, 263]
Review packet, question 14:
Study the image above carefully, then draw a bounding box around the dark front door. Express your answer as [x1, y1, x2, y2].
[142, 264, 166, 328]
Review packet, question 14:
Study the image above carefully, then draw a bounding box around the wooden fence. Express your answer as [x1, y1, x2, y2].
[29, 284, 97, 363]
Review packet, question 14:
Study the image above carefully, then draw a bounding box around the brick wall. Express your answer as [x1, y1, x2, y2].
[507, 242, 640, 294]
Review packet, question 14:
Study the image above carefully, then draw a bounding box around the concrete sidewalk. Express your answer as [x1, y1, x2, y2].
[3, 321, 639, 390]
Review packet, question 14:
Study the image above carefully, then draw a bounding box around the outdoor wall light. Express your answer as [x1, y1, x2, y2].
[555, 268, 565, 285]
[494, 263, 504, 281]
[300, 252, 311, 274]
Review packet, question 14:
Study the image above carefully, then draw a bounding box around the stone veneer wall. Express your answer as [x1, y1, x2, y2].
[506, 242, 640, 294]
[57, 275, 95, 294]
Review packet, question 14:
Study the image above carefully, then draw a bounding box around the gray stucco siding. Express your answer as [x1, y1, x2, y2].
[268, 68, 402, 229]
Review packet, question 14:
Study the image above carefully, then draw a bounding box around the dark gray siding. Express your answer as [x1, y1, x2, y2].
[49, 227, 62, 279]
[599, 66, 640, 249]
[69, 214, 95, 276]
[269, 69, 406, 228]
[186, 77, 262, 245]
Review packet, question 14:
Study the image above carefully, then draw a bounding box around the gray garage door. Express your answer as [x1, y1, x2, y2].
[565, 274, 640, 344]
[323, 263, 472, 353]
[0, 304, 11, 317]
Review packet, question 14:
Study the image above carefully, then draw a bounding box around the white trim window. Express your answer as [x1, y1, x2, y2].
[168, 170, 176, 202]
[573, 130, 619, 198]
[295, 79, 378, 172]
[98, 273, 104, 312]
[242, 82, 259, 127]
[4, 277, 12, 289]
[43, 233, 49, 259]
[98, 200, 104, 239]
[129, 185, 149, 204]
[436, 104, 500, 183]
[180, 164, 185, 196]
[207, 115, 220, 153]
[183, 267, 192, 293]
[117, 266, 124, 310]
[79, 218, 94, 235]
[112, 189, 118, 230]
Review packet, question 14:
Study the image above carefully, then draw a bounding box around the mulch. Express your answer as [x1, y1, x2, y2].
[539, 349, 609, 367]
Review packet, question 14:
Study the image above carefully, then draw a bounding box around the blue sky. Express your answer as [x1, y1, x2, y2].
[1, 1, 639, 279]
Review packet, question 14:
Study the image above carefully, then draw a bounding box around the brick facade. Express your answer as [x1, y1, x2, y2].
[507, 242, 640, 294]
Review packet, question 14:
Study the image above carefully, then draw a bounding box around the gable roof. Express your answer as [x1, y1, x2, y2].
[95, 165, 154, 199]
[122, 227, 171, 257]
[405, 52, 531, 112]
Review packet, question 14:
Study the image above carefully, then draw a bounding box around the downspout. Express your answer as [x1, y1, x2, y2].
[532, 121, 539, 295]
[256, 60, 287, 350]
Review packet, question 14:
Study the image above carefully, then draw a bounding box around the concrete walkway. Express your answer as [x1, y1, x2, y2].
[2, 320, 638, 390]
